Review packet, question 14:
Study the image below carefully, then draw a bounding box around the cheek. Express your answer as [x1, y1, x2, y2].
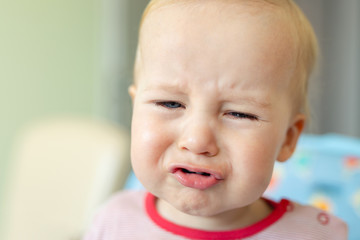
[237, 146, 274, 183]
[230, 129, 283, 187]
[130, 110, 174, 177]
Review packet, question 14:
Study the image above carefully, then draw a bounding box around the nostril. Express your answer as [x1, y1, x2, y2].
[177, 126, 219, 157]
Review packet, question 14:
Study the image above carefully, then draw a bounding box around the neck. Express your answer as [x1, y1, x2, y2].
[156, 197, 273, 231]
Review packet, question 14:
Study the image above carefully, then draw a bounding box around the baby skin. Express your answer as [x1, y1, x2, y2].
[129, 0, 305, 231]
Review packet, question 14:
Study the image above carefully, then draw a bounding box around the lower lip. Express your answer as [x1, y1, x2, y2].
[172, 169, 221, 190]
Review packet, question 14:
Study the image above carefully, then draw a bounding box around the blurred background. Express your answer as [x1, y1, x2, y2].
[0, 0, 359, 239]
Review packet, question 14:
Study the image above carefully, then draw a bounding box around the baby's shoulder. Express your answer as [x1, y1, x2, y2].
[102, 190, 146, 211]
[93, 190, 147, 221]
[83, 190, 149, 240]
[266, 199, 348, 240]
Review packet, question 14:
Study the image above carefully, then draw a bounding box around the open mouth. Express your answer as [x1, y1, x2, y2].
[180, 168, 211, 177]
[170, 165, 223, 190]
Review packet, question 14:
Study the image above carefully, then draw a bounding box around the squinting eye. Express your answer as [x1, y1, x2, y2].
[156, 101, 183, 109]
[227, 112, 258, 121]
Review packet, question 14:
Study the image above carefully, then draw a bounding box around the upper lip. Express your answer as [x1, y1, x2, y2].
[169, 164, 224, 180]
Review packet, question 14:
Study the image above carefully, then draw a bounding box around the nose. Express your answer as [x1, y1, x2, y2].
[177, 117, 219, 157]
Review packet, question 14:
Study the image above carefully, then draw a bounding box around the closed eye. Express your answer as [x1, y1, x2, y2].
[226, 112, 259, 121]
[155, 101, 184, 109]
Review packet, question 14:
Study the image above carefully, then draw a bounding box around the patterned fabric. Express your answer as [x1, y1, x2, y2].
[264, 134, 360, 240]
[84, 191, 347, 240]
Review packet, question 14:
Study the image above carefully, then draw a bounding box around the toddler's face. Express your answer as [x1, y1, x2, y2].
[130, 2, 304, 218]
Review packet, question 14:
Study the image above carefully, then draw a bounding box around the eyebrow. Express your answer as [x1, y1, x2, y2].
[219, 86, 272, 109]
[142, 82, 188, 93]
[142, 83, 271, 108]
[229, 97, 271, 109]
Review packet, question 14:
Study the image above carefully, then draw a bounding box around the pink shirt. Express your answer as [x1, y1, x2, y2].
[84, 191, 347, 240]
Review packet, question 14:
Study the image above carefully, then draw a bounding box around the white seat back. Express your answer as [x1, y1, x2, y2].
[3, 117, 130, 240]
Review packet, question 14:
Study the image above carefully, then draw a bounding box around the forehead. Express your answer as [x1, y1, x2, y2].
[138, 0, 297, 90]
[140, 0, 295, 50]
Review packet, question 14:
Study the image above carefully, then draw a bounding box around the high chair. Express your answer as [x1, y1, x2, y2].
[264, 134, 360, 240]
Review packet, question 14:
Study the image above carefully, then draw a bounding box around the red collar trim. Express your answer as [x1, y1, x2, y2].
[145, 193, 289, 240]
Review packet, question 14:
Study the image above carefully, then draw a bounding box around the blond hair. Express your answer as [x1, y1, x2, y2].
[133, 0, 318, 116]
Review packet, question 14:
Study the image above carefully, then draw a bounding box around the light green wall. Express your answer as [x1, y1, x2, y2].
[0, 0, 101, 232]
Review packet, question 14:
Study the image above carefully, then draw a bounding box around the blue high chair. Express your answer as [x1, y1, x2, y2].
[125, 134, 360, 240]
[264, 134, 360, 240]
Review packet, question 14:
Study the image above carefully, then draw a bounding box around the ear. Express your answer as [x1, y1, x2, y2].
[128, 84, 137, 102]
[277, 114, 306, 162]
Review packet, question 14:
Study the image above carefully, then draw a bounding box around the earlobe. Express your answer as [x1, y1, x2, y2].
[277, 114, 306, 162]
[128, 84, 137, 101]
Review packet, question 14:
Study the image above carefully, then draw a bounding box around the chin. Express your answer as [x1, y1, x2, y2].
[168, 190, 224, 217]
[177, 204, 218, 217]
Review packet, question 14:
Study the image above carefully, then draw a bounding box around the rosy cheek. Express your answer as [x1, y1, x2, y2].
[132, 116, 172, 162]
[231, 134, 276, 179]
